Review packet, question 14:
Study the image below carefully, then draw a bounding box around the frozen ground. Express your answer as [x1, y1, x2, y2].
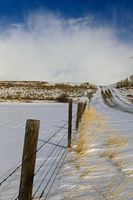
[0, 103, 77, 200]
[47, 88, 133, 200]
[0, 87, 133, 200]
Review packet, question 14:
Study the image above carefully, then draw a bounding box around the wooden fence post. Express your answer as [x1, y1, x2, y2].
[68, 99, 72, 148]
[83, 101, 87, 112]
[82, 102, 85, 115]
[83, 102, 87, 113]
[18, 119, 40, 200]
[76, 102, 87, 130]
[76, 102, 82, 129]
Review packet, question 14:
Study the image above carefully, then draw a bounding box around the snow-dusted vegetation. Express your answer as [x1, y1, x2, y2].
[115, 75, 133, 104]
[0, 81, 96, 102]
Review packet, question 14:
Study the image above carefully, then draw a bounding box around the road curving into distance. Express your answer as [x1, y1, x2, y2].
[100, 86, 133, 113]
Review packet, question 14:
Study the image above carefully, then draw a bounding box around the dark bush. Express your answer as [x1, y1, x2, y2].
[127, 94, 133, 98]
[56, 93, 69, 103]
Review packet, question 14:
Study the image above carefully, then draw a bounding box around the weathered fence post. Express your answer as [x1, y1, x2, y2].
[68, 99, 72, 148]
[76, 102, 82, 129]
[76, 102, 87, 130]
[18, 119, 40, 200]
[81, 102, 85, 115]
[83, 101, 87, 112]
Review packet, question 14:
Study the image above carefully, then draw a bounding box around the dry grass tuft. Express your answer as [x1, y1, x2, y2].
[106, 135, 127, 148]
[80, 167, 96, 179]
[76, 107, 97, 155]
[101, 134, 127, 161]
[101, 150, 118, 159]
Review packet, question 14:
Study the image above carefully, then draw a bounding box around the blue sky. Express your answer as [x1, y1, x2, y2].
[0, 0, 132, 18]
[0, 0, 133, 37]
[0, 1, 132, 23]
[0, 0, 133, 84]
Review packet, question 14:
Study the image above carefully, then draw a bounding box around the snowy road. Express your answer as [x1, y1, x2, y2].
[101, 86, 133, 113]
[48, 88, 133, 200]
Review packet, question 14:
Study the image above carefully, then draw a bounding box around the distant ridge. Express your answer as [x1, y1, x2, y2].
[0, 81, 97, 102]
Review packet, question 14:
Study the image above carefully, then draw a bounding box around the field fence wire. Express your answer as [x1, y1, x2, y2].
[0, 117, 71, 187]
[14, 132, 67, 200]
[0, 105, 78, 199]
[32, 139, 67, 199]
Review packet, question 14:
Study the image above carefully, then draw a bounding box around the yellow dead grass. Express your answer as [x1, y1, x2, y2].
[76, 107, 106, 155]
[80, 167, 96, 179]
[101, 134, 127, 160]
[101, 150, 118, 159]
[106, 134, 127, 148]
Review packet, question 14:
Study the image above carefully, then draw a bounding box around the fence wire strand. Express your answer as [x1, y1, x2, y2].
[0, 102, 86, 200]
[38, 149, 67, 200]
[32, 138, 67, 199]
[14, 132, 67, 200]
[0, 117, 72, 188]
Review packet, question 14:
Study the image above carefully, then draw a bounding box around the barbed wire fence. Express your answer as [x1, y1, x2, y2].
[0, 100, 87, 200]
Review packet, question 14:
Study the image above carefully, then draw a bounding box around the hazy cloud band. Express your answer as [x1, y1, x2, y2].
[0, 12, 132, 85]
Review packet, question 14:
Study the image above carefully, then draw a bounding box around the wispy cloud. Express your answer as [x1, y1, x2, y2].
[0, 11, 132, 85]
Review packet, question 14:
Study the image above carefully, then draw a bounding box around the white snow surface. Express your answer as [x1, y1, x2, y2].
[0, 88, 133, 200]
[0, 102, 77, 200]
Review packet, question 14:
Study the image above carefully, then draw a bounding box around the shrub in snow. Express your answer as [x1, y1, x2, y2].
[56, 93, 69, 103]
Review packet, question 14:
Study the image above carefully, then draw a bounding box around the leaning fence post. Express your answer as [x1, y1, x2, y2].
[18, 119, 40, 200]
[68, 99, 72, 148]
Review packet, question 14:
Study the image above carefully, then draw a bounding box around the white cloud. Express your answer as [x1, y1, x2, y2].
[0, 12, 132, 85]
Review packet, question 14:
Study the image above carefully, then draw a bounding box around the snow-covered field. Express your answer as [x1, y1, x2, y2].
[0, 103, 77, 199]
[0, 87, 133, 200]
